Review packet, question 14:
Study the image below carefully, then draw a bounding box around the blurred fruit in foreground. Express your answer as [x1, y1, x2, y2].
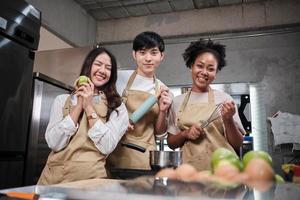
[175, 164, 198, 181]
[211, 147, 242, 181]
[242, 150, 272, 168]
[155, 168, 177, 179]
[214, 160, 241, 179]
[211, 148, 241, 171]
[155, 149, 281, 192]
[274, 174, 284, 183]
[244, 158, 274, 182]
[242, 157, 275, 192]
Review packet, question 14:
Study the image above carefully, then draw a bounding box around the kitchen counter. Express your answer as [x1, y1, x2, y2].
[53, 178, 125, 189]
[1, 177, 300, 200]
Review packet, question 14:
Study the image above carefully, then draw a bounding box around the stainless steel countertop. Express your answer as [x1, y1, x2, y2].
[1, 177, 300, 200]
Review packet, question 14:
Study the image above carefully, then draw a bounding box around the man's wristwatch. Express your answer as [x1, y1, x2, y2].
[87, 112, 98, 120]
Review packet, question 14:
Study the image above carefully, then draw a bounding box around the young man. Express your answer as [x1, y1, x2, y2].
[107, 31, 173, 170]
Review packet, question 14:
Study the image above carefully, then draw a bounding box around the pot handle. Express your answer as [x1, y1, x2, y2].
[121, 141, 146, 153]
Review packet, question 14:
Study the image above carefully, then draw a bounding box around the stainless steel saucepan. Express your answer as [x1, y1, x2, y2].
[150, 136, 182, 170]
[149, 150, 182, 170]
[120, 141, 182, 170]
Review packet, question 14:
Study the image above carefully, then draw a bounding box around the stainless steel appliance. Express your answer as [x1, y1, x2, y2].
[24, 73, 72, 185]
[0, 0, 41, 189]
[150, 150, 182, 170]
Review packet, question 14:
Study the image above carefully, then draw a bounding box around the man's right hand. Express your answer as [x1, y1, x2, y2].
[182, 124, 205, 140]
[126, 120, 135, 131]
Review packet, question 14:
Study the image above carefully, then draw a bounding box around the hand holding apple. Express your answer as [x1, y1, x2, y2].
[77, 75, 90, 87]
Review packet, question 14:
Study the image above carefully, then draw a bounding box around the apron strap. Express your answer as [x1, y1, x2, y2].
[207, 87, 215, 105]
[178, 89, 191, 115]
[154, 77, 160, 97]
[177, 86, 215, 127]
[177, 89, 192, 127]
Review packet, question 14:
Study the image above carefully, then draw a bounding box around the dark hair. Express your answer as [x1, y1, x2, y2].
[79, 47, 122, 121]
[182, 39, 226, 71]
[133, 31, 165, 52]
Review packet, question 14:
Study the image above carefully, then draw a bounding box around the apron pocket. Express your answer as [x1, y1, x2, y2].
[64, 161, 106, 182]
[46, 162, 65, 184]
[109, 140, 155, 170]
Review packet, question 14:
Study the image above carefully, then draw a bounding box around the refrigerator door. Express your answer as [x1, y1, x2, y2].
[0, 0, 41, 189]
[0, 35, 34, 152]
[0, 160, 24, 188]
[24, 73, 72, 185]
[0, 34, 33, 189]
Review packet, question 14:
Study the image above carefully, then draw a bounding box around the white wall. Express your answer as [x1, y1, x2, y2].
[38, 27, 73, 51]
[26, 0, 96, 47]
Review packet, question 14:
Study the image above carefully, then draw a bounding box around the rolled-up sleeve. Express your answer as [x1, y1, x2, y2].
[88, 103, 129, 155]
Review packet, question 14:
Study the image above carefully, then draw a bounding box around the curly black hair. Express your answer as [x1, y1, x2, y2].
[182, 39, 226, 71]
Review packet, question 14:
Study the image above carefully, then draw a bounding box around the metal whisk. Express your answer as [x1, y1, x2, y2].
[200, 103, 223, 128]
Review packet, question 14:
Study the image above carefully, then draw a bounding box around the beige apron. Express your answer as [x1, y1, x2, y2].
[177, 88, 236, 171]
[38, 94, 108, 185]
[107, 71, 159, 170]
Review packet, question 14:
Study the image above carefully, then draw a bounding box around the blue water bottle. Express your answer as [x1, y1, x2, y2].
[130, 95, 158, 124]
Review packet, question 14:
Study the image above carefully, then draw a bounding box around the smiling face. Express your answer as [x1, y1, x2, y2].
[191, 52, 218, 92]
[133, 47, 164, 78]
[90, 52, 112, 89]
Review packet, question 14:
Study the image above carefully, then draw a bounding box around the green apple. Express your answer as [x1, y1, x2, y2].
[275, 174, 285, 183]
[242, 150, 272, 168]
[77, 75, 89, 86]
[214, 158, 242, 171]
[211, 148, 241, 171]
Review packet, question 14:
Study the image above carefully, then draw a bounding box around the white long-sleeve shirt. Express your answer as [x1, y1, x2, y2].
[45, 94, 129, 155]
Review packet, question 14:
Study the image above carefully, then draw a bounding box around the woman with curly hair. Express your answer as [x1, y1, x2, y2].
[167, 39, 245, 171]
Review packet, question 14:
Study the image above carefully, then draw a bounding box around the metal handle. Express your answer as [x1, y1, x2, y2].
[159, 139, 164, 151]
[200, 121, 209, 128]
[121, 141, 146, 153]
[200, 116, 221, 128]
[200, 103, 223, 128]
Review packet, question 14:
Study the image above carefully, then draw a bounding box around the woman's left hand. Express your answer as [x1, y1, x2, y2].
[158, 86, 172, 113]
[221, 101, 236, 121]
[76, 79, 95, 110]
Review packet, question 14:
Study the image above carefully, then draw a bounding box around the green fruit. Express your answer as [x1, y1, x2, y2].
[242, 150, 272, 168]
[211, 148, 241, 171]
[77, 75, 89, 86]
[215, 156, 242, 171]
[211, 179, 240, 189]
[275, 174, 285, 183]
